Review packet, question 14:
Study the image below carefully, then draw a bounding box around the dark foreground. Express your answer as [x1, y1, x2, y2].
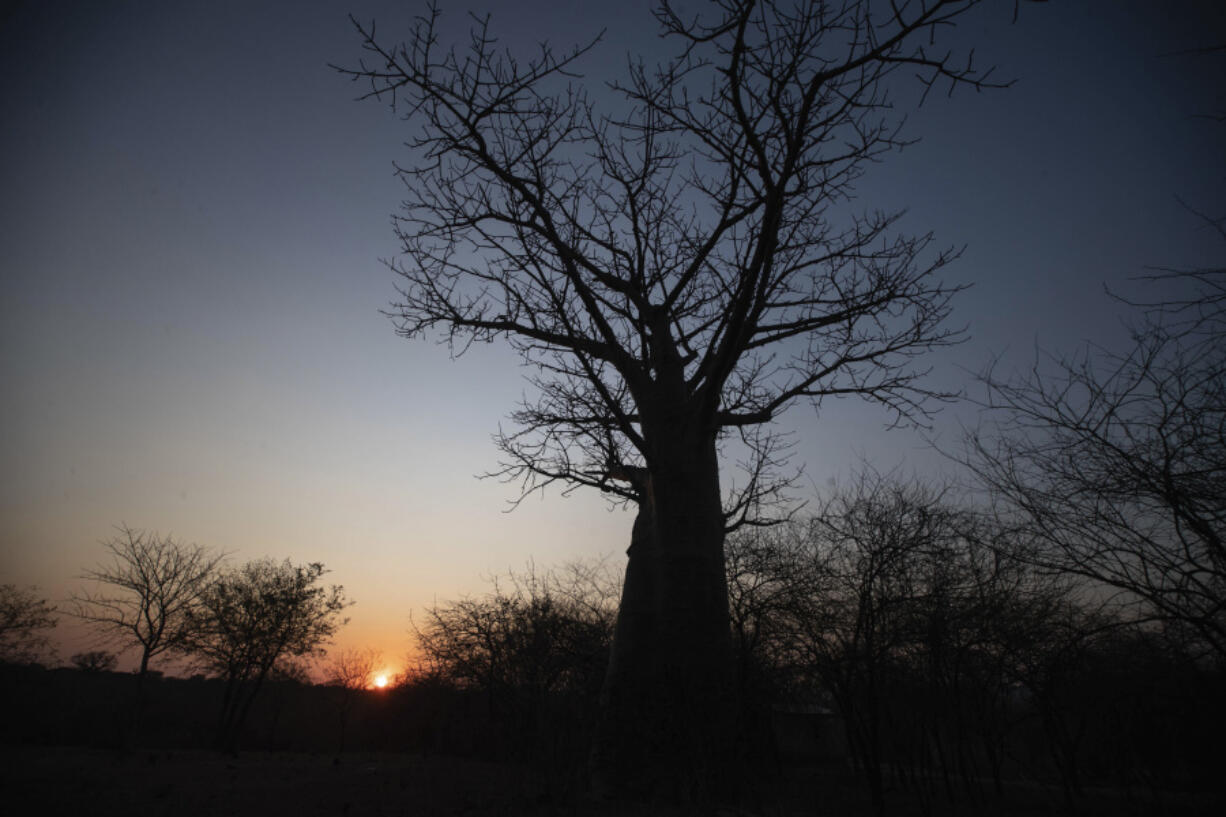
[3, 746, 545, 817]
[3, 744, 1221, 817]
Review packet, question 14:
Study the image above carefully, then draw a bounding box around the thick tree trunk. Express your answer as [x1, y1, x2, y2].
[591, 422, 733, 802]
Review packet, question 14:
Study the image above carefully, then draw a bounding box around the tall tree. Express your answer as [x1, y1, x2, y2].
[339, 0, 1005, 797]
[71, 526, 223, 689]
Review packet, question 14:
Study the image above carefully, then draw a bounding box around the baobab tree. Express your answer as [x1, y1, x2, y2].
[339, 0, 1009, 798]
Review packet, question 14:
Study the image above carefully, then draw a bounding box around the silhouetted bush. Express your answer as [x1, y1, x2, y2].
[408, 560, 618, 791]
[71, 650, 118, 673]
[183, 559, 351, 751]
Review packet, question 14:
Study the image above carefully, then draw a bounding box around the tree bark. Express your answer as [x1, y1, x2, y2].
[591, 420, 733, 803]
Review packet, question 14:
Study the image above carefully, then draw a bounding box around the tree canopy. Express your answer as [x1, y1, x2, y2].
[339, 0, 1001, 516]
[70, 525, 223, 680]
[186, 559, 351, 750]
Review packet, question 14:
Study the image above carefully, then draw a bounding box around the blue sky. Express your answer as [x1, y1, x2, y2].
[2, 0, 1223, 672]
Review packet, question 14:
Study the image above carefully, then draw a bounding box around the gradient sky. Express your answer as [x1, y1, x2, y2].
[2, 0, 1223, 675]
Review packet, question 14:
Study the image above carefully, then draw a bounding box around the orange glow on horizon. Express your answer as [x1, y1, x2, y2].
[373, 674, 389, 689]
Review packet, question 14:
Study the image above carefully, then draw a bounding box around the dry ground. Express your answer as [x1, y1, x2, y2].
[2, 744, 1220, 817]
[2, 745, 556, 817]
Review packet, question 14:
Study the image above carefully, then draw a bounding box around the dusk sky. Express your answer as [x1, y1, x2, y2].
[2, 0, 1223, 675]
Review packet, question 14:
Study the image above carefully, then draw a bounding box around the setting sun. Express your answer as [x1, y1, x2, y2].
[373, 674, 389, 689]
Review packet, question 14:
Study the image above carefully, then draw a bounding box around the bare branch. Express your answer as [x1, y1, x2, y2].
[70, 525, 224, 677]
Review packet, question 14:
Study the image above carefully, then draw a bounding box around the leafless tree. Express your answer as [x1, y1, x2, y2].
[70, 526, 224, 689]
[327, 647, 381, 691]
[184, 559, 351, 752]
[724, 517, 811, 758]
[967, 261, 1226, 660]
[70, 649, 118, 673]
[732, 467, 1220, 807]
[411, 559, 619, 780]
[784, 471, 973, 814]
[993, 595, 1118, 806]
[771, 471, 1078, 812]
[325, 647, 382, 752]
[413, 561, 618, 702]
[338, 0, 1011, 795]
[0, 584, 57, 665]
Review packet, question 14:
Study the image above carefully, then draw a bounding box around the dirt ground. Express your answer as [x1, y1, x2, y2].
[4, 744, 1221, 817]
[0, 745, 744, 817]
[1, 745, 564, 817]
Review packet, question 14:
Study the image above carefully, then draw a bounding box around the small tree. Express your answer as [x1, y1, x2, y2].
[793, 472, 963, 814]
[185, 559, 351, 752]
[326, 648, 380, 692]
[413, 560, 618, 770]
[324, 647, 381, 752]
[71, 650, 118, 673]
[70, 526, 223, 689]
[414, 561, 618, 703]
[0, 584, 57, 665]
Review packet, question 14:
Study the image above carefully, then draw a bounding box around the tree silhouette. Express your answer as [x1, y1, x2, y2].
[339, 0, 1006, 797]
[0, 584, 57, 665]
[70, 525, 223, 693]
[727, 470, 1089, 812]
[325, 647, 381, 753]
[71, 650, 119, 673]
[413, 562, 617, 701]
[412, 561, 618, 776]
[184, 559, 350, 752]
[968, 262, 1226, 660]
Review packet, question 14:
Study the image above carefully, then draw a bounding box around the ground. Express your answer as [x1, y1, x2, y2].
[2, 746, 549, 817]
[2, 744, 1220, 816]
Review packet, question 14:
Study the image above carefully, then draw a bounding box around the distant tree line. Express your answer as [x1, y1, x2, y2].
[0, 529, 352, 753]
[2, 483, 1221, 811]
